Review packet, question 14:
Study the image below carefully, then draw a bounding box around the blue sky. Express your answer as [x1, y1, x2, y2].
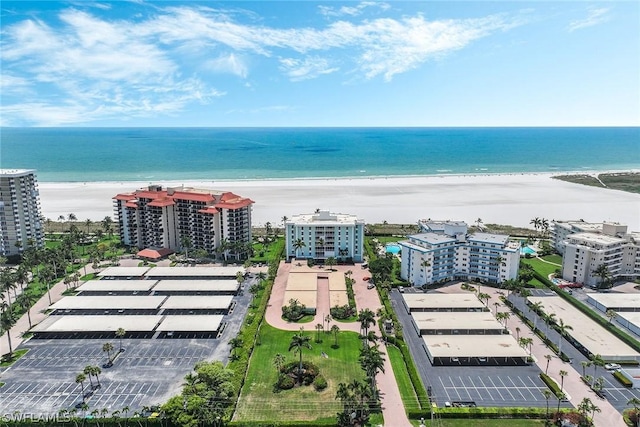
[1, 1, 638, 127]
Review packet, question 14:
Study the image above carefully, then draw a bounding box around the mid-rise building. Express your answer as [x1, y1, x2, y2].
[561, 223, 640, 287]
[399, 220, 519, 287]
[0, 169, 44, 257]
[113, 185, 253, 261]
[551, 220, 608, 254]
[285, 210, 364, 262]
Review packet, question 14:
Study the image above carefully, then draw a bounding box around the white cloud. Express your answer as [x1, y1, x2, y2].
[279, 57, 339, 81]
[318, 2, 390, 18]
[568, 7, 610, 32]
[204, 53, 249, 78]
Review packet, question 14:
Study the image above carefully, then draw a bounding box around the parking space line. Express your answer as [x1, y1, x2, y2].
[477, 377, 494, 401]
[487, 377, 506, 400]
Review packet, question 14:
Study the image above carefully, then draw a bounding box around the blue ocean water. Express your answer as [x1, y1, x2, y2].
[1, 127, 638, 182]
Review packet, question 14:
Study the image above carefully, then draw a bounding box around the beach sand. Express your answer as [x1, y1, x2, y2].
[38, 173, 640, 229]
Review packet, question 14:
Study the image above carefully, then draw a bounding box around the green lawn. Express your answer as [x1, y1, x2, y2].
[0, 349, 29, 367]
[522, 257, 560, 279]
[540, 254, 562, 265]
[387, 345, 419, 414]
[233, 324, 367, 423]
[412, 419, 546, 426]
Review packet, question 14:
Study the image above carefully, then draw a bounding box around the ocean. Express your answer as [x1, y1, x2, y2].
[1, 127, 638, 182]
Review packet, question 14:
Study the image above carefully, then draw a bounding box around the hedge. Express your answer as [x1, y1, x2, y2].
[613, 371, 633, 387]
[539, 373, 563, 397]
[2, 419, 165, 427]
[433, 407, 547, 419]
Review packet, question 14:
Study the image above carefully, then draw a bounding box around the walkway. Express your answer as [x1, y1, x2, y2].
[265, 261, 411, 426]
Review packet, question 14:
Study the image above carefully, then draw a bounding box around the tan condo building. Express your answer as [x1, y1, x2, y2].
[113, 185, 254, 261]
[0, 169, 44, 257]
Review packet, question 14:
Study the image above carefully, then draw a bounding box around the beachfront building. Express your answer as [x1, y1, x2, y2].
[560, 223, 640, 287]
[113, 185, 254, 260]
[551, 220, 614, 254]
[0, 169, 44, 257]
[285, 210, 364, 262]
[399, 220, 519, 287]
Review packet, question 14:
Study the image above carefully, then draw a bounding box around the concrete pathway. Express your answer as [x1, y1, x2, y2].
[265, 261, 412, 426]
[481, 286, 626, 427]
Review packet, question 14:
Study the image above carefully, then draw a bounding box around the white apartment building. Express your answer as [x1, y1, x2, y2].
[285, 211, 364, 262]
[113, 185, 254, 260]
[0, 169, 44, 257]
[399, 220, 519, 287]
[561, 223, 640, 287]
[551, 220, 609, 254]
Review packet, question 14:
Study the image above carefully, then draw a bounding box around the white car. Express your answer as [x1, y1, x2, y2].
[605, 363, 621, 371]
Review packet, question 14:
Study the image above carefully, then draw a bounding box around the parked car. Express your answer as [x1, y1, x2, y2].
[398, 286, 405, 293]
[367, 283, 375, 289]
[605, 363, 621, 371]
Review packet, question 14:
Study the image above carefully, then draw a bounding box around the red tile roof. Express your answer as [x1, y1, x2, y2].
[148, 198, 175, 207]
[137, 248, 174, 259]
[114, 187, 253, 212]
[198, 207, 219, 215]
[114, 194, 137, 201]
[125, 201, 138, 208]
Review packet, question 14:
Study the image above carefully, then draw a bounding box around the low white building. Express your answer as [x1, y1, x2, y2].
[560, 223, 640, 287]
[285, 210, 364, 262]
[399, 221, 519, 287]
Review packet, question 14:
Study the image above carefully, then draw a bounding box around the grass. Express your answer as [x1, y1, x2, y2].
[387, 345, 419, 414]
[540, 254, 562, 265]
[234, 324, 366, 423]
[0, 349, 29, 367]
[413, 420, 546, 426]
[553, 172, 640, 194]
[251, 238, 284, 263]
[521, 257, 559, 280]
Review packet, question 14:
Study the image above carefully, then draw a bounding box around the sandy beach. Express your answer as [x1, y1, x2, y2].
[38, 173, 640, 230]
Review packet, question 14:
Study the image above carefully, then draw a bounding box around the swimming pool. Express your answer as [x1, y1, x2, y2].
[385, 243, 401, 254]
[521, 246, 537, 255]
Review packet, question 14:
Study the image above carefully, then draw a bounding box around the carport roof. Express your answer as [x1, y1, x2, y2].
[614, 312, 640, 328]
[152, 280, 239, 292]
[329, 291, 349, 307]
[97, 266, 150, 277]
[145, 266, 244, 277]
[528, 296, 640, 359]
[284, 290, 317, 309]
[160, 295, 234, 309]
[286, 272, 318, 291]
[32, 315, 162, 332]
[77, 280, 156, 292]
[423, 335, 528, 358]
[403, 293, 485, 309]
[412, 311, 504, 330]
[157, 315, 224, 331]
[50, 295, 166, 310]
[587, 293, 640, 310]
[328, 272, 347, 291]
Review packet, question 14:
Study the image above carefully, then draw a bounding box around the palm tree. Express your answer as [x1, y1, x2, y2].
[180, 236, 192, 261]
[292, 238, 306, 258]
[359, 344, 386, 399]
[315, 323, 323, 343]
[288, 330, 312, 384]
[83, 366, 95, 390]
[358, 309, 376, 343]
[530, 217, 541, 235]
[542, 389, 552, 422]
[580, 360, 591, 378]
[76, 373, 87, 402]
[18, 292, 37, 329]
[556, 391, 565, 415]
[543, 312, 556, 334]
[273, 353, 285, 375]
[590, 354, 605, 384]
[325, 256, 337, 271]
[229, 337, 243, 359]
[606, 309, 617, 324]
[556, 318, 573, 355]
[475, 218, 483, 230]
[324, 313, 332, 331]
[115, 328, 126, 353]
[559, 370, 568, 393]
[593, 264, 612, 289]
[628, 397, 640, 427]
[544, 354, 552, 375]
[529, 301, 544, 330]
[331, 324, 340, 348]
[515, 326, 521, 341]
[92, 365, 102, 388]
[102, 342, 114, 365]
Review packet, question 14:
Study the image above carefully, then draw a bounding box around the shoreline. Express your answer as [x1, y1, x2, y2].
[37, 171, 640, 230]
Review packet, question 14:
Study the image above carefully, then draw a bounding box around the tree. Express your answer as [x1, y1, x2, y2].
[559, 370, 568, 393]
[556, 391, 565, 415]
[556, 318, 573, 355]
[181, 235, 192, 261]
[83, 366, 95, 390]
[606, 309, 617, 324]
[102, 342, 114, 366]
[358, 309, 376, 344]
[477, 292, 490, 307]
[92, 365, 102, 388]
[315, 323, 323, 343]
[331, 324, 340, 348]
[229, 337, 243, 360]
[359, 344, 386, 400]
[627, 397, 640, 427]
[336, 379, 372, 427]
[542, 389, 552, 423]
[325, 256, 337, 271]
[580, 360, 592, 378]
[292, 238, 306, 258]
[75, 373, 87, 403]
[593, 264, 612, 289]
[0, 309, 16, 358]
[529, 301, 544, 330]
[515, 326, 521, 341]
[545, 354, 552, 375]
[115, 328, 126, 353]
[288, 330, 312, 384]
[590, 354, 605, 385]
[273, 353, 285, 375]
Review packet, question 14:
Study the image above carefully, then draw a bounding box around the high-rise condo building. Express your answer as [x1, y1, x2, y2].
[285, 210, 364, 262]
[0, 169, 44, 257]
[113, 185, 254, 261]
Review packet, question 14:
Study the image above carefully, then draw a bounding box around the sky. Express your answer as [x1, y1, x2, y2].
[1, 1, 638, 127]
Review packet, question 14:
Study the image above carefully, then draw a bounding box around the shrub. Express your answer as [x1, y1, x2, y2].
[613, 371, 633, 387]
[539, 373, 562, 397]
[313, 375, 327, 391]
[330, 304, 355, 320]
[277, 375, 295, 390]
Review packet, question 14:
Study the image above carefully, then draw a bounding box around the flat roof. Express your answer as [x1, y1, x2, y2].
[32, 315, 162, 332]
[156, 315, 224, 332]
[329, 291, 349, 308]
[328, 273, 347, 291]
[403, 293, 485, 309]
[587, 293, 640, 309]
[77, 280, 157, 292]
[528, 296, 640, 359]
[423, 335, 528, 358]
[98, 266, 150, 277]
[283, 290, 317, 309]
[286, 272, 318, 291]
[152, 280, 239, 292]
[160, 295, 234, 310]
[412, 311, 504, 330]
[50, 296, 166, 310]
[617, 312, 640, 328]
[146, 266, 244, 277]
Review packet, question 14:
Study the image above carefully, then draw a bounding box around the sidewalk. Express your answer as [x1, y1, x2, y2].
[484, 287, 625, 427]
[265, 261, 412, 426]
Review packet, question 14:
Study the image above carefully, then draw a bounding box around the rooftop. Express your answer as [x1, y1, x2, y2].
[32, 315, 163, 333]
[98, 266, 151, 277]
[0, 169, 37, 177]
[403, 293, 486, 309]
[152, 280, 239, 292]
[286, 272, 318, 291]
[156, 315, 224, 332]
[412, 311, 504, 330]
[50, 295, 166, 310]
[160, 295, 233, 310]
[146, 266, 244, 277]
[287, 210, 363, 225]
[76, 280, 157, 292]
[587, 293, 640, 309]
[423, 335, 528, 358]
[468, 232, 509, 245]
[569, 232, 625, 245]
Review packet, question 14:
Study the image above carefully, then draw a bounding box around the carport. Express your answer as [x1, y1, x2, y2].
[151, 280, 239, 295]
[286, 272, 318, 291]
[411, 311, 505, 335]
[156, 315, 224, 338]
[402, 293, 487, 313]
[283, 290, 317, 314]
[159, 295, 234, 315]
[97, 266, 150, 279]
[423, 335, 528, 366]
[587, 293, 640, 313]
[49, 295, 166, 315]
[616, 312, 640, 337]
[31, 315, 162, 339]
[76, 280, 157, 295]
[144, 266, 245, 279]
[328, 272, 347, 291]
